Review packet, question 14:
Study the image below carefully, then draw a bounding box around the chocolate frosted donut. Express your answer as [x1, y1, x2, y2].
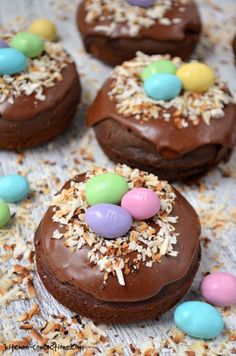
[77, 0, 202, 66]
[87, 53, 236, 181]
[0, 40, 81, 150]
[35, 165, 201, 323]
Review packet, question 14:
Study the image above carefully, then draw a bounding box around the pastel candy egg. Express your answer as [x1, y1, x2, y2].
[141, 59, 177, 81]
[11, 32, 44, 58]
[0, 200, 10, 228]
[86, 203, 133, 239]
[127, 0, 154, 7]
[176, 63, 215, 93]
[201, 272, 236, 307]
[0, 174, 29, 203]
[144, 73, 182, 101]
[174, 301, 224, 339]
[0, 39, 8, 49]
[0, 48, 27, 75]
[29, 19, 57, 41]
[85, 173, 129, 206]
[121, 188, 160, 220]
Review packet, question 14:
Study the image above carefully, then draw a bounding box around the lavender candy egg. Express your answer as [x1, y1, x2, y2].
[0, 40, 8, 49]
[126, 0, 154, 7]
[86, 203, 133, 239]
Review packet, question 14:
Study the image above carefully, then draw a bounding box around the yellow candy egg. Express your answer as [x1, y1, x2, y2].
[29, 19, 57, 41]
[176, 63, 215, 93]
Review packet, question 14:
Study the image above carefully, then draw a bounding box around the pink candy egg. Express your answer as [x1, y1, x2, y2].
[201, 272, 236, 307]
[121, 187, 160, 220]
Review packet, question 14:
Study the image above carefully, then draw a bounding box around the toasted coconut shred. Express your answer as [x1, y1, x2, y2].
[51, 164, 178, 286]
[108, 52, 234, 128]
[0, 41, 72, 105]
[84, 0, 191, 36]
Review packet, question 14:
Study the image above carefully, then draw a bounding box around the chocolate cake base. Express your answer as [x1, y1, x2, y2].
[0, 64, 81, 151]
[94, 119, 232, 181]
[233, 34, 236, 62]
[35, 229, 200, 324]
[79, 33, 200, 67]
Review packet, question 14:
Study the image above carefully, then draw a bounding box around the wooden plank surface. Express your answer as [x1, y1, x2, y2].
[0, 0, 236, 355]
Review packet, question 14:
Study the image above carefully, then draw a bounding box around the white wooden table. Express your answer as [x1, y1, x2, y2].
[0, 0, 236, 355]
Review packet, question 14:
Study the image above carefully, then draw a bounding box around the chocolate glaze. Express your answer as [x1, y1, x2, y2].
[78, 1, 201, 41]
[35, 174, 200, 303]
[77, 1, 201, 64]
[87, 79, 236, 160]
[36, 236, 200, 323]
[0, 63, 81, 150]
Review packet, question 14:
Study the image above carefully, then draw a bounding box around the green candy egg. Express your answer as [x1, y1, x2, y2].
[0, 200, 10, 228]
[11, 32, 44, 58]
[141, 59, 177, 81]
[85, 173, 129, 206]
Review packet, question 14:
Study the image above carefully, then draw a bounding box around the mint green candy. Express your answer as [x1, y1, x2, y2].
[141, 59, 177, 81]
[85, 173, 129, 206]
[0, 200, 10, 228]
[11, 32, 44, 58]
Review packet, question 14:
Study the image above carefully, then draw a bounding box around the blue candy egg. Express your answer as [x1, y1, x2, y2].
[86, 203, 133, 239]
[144, 73, 182, 101]
[0, 174, 30, 203]
[174, 301, 224, 339]
[0, 48, 27, 75]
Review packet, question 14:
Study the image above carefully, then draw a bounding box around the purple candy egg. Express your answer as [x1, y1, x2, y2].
[86, 203, 133, 239]
[126, 0, 154, 7]
[0, 40, 8, 49]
